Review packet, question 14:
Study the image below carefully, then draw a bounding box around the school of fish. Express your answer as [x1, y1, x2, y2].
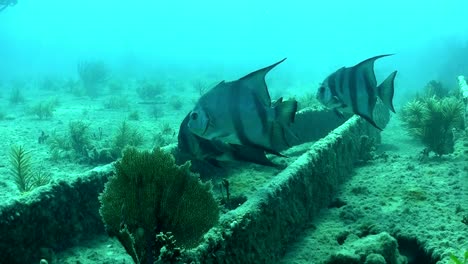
[178, 55, 397, 166]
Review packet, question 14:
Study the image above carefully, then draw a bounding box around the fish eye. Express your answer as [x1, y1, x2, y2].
[190, 112, 198, 121]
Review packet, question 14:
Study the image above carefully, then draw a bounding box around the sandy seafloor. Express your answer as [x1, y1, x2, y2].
[0, 81, 467, 263]
[52, 118, 467, 263]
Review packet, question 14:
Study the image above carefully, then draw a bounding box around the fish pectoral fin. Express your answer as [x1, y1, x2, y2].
[332, 96, 342, 105]
[333, 108, 346, 119]
[377, 70, 397, 113]
[206, 159, 223, 168]
[229, 144, 278, 167]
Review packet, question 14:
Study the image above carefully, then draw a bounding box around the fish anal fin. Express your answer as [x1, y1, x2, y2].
[357, 113, 383, 131]
[206, 158, 222, 168]
[377, 70, 397, 113]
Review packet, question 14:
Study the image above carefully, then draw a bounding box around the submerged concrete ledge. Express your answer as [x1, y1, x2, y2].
[181, 116, 382, 263]
[0, 107, 385, 264]
[0, 164, 114, 263]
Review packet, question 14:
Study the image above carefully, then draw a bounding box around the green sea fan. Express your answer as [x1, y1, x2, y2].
[450, 250, 468, 264]
[99, 147, 219, 263]
[400, 96, 464, 155]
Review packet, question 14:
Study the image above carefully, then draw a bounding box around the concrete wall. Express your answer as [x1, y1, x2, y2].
[181, 116, 382, 263]
[0, 107, 387, 264]
[0, 165, 113, 263]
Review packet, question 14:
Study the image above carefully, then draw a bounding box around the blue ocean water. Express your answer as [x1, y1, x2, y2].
[0, 1, 467, 264]
[1, 0, 468, 88]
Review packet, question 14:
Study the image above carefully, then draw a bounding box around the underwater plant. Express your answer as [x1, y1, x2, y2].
[128, 110, 139, 121]
[9, 145, 50, 193]
[9, 145, 34, 192]
[9, 86, 25, 105]
[152, 123, 175, 148]
[296, 90, 322, 110]
[46, 130, 73, 162]
[450, 250, 468, 264]
[30, 98, 59, 119]
[103, 95, 129, 110]
[400, 96, 464, 156]
[170, 96, 183, 111]
[99, 147, 219, 263]
[150, 105, 163, 119]
[136, 80, 165, 101]
[77, 60, 109, 97]
[107, 79, 124, 94]
[64, 78, 85, 97]
[111, 121, 144, 156]
[69, 120, 91, 156]
[39, 77, 61, 91]
[423, 80, 451, 98]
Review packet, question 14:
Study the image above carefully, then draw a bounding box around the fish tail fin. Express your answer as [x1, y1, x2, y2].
[271, 100, 299, 147]
[377, 70, 397, 113]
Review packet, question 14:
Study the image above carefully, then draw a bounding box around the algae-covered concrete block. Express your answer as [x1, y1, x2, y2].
[0, 106, 388, 263]
[178, 115, 384, 263]
[0, 165, 113, 264]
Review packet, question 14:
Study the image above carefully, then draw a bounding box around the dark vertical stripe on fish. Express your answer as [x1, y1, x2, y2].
[178, 115, 194, 154]
[363, 71, 375, 115]
[252, 90, 269, 138]
[230, 84, 283, 156]
[230, 84, 256, 148]
[338, 69, 346, 95]
[348, 67, 360, 114]
[328, 73, 338, 98]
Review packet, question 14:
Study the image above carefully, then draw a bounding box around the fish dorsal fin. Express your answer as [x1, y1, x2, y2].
[353, 54, 394, 87]
[354, 54, 394, 69]
[213, 80, 226, 89]
[238, 58, 287, 107]
[201, 80, 226, 102]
